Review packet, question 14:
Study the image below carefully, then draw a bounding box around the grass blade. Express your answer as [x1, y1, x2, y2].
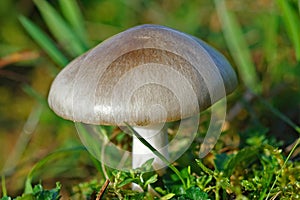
[124, 122, 187, 189]
[19, 16, 68, 67]
[24, 146, 86, 194]
[59, 0, 88, 46]
[262, 12, 278, 68]
[277, 0, 300, 61]
[256, 94, 300, 134]
[214, 0, 261, 93]
[22, 84, 47, 106]
[2, 103, 43, 190]
[33, 0, 87, 57]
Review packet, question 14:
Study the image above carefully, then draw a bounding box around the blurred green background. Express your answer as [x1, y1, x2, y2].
[0, 0, 299, 198]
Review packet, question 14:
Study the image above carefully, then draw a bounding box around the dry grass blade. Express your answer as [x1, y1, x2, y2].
[96, 179, 110, 200]
[0, 51, 39, 68]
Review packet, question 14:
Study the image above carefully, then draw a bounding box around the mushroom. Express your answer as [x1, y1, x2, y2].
[48, 24, 237, 174]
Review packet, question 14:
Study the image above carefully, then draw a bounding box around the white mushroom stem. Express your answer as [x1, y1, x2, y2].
[132, 124, 169, 173]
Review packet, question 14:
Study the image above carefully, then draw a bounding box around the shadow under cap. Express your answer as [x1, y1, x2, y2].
[48, 24, 238, 126]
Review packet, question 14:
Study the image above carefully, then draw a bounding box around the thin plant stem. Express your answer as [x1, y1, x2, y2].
[1, 175, 7, 197]
[1, 103, 43, 176]
[125, 122, 187, 189]
[256, 94, 300, 134]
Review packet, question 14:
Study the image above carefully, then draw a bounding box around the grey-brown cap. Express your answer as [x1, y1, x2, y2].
[48, 24, 237, 126]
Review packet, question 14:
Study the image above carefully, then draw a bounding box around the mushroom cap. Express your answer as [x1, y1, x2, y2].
[48, 24, 237, 126]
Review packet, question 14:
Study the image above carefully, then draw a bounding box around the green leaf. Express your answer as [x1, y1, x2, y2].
[214, 153, 232, 172]
[214, 0, 261, 93]
[33, 0, 87, 57]
[0, 197, 11, 200]
[223, 146, 260, 177]
[277, 0, 300, 61]
[32, 182, 61, 200]
[160, 193, 176, 200]
[58, 0, 88, 46]
[13, 183, 61, 200]
[241, 180, 256, 191]
[118, 178, 135, 188]
[126, 192, 145, 199]
[19, 16, 68, 67]
[15, 194, 34, 200]
[139, 158, 154, 171]
[167, 185, 186, 196]
[185, 187, 209, 200]
[144, 174, 158, 186]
